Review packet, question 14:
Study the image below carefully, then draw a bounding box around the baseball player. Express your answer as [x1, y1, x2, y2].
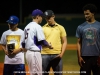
[24, 9, 53, 75]
[0, 15, 26, 75]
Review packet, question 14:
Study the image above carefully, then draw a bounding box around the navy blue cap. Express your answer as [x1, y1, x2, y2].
[32, 9, 44, 16]
[6, 15, 19, 24]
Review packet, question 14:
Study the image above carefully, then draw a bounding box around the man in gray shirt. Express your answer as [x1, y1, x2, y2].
[76, 4, 100, 75]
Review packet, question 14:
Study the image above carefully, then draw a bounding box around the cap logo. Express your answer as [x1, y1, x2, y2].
[45, 12, 48, 16]
[11, 17, 14, 20]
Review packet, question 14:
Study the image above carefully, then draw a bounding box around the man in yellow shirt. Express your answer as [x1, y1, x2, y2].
[41, 10, 67, 75]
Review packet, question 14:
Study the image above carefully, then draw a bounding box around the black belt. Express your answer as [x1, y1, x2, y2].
[29, 50, 40, 52]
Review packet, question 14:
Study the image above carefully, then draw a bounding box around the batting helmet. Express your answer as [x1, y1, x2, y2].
[6, 15, 19, 24]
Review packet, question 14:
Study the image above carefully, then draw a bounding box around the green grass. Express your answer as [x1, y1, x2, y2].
[63, 50, 78, 65]
[0, 50, 4, 62]
[62, 50, 80, 75]
[0, 50, 80, 75]
[67, 36, 77, 44]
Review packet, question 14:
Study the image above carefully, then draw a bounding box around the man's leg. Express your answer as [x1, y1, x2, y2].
[26, 50, 42, 75]
[3, 64, 14, 75]
[91, 57, 100, 75]
[15, 64, 26, 75]
[51, 54, 63, 75]
[42, 54, 51, 75]
[80, 56, 91, 75]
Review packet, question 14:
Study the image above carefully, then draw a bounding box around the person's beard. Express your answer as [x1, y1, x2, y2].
[86, 17, 91, 22]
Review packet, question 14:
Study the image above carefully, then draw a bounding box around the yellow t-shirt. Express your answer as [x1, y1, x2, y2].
[41, 23, 67, 54]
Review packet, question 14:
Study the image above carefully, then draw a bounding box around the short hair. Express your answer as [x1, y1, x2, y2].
[82, 4, 97, 14]
[32, 16, 37, 19]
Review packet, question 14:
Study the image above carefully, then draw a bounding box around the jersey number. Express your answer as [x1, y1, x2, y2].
[25, 29, 28, 39]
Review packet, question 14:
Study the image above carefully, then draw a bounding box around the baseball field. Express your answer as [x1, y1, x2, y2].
[0, 37, 80, 75]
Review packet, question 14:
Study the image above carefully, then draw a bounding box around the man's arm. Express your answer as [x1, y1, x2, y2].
[60, 36, 67, 58]
[39, 40, 53, 49]
[77, 38, 85, 67]
[2, 43, 26, 55]
[11, 48, 27, 54]
[2, 44, 24, 55]
[1, 44, 9, 55]
[77, 38, 81, 59]
[11, 42, 27, 54]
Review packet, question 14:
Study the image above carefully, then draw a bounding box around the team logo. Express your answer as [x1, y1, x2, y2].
[11, 17, 14, 21]
[45, 12, 48, 16]
[85, 27, 97, 46]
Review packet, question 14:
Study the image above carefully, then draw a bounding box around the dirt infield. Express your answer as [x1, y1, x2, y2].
[66, 44, 77, 50]
[0, 44, 77, 51]
[0, 44, 77, 75]
[0, 63, 3, 75]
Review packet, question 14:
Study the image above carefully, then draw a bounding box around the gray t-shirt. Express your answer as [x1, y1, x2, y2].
[76, 21, 100, 56]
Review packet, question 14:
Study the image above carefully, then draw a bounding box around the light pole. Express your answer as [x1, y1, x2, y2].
[20, 0, 22, 25]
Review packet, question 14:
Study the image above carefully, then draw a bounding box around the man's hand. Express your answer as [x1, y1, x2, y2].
[78, 57, 85, 67]
[20, 48, 27, 52]
[10, 49, 20, 54]
[54, 54, 63, 58]
[8, 48, 27, 58]
[11, 48, 27, 54]
[48, 43, 53, 49]
[4, 50, 9, 55]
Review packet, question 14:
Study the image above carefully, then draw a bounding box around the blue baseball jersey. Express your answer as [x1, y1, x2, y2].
[76, 21, 100, 56]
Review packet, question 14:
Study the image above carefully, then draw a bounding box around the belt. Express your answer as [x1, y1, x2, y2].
[29, 50, 40, 52]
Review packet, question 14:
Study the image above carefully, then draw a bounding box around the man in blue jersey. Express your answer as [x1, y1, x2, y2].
[24, 9, 53, 75]
[76, 4, 100, 75]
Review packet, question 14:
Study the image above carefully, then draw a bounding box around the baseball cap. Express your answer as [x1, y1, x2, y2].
[32, 9, 44, 16]
[44, 10, 54, 17]
[6, 15, 19, 25]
